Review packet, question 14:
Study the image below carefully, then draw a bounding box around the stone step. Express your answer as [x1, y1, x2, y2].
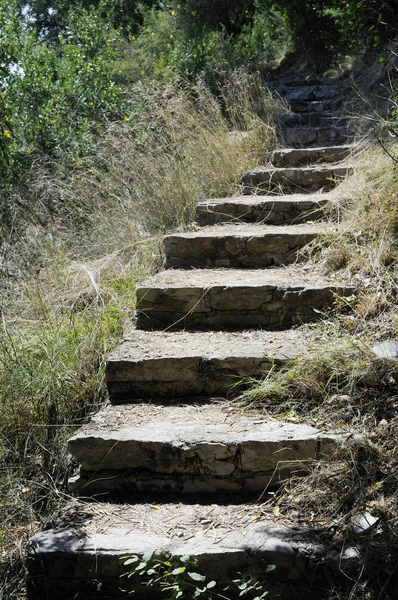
[163, 223, 333, 269]
[278, 111, 344, 128]
[278, 84, 343, 103]
[67, 404, 341, 498]
[106, 328, 318, 402]
[27, 501, 360, 600]
[268, 77, 339, 90]
[240, 165, 351, 194]
[135, 266, 354, 330]
[196, 193, 330, 226]
[272, 145, 352, 168]
[289, 98, 344, 113]
[283, 126, 349, 148]
[283, 77, 342, 87]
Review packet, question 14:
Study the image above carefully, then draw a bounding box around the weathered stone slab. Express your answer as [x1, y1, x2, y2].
[282, 77, 341, 87]
[240, 165, 351, 194]
[136, 266, 355, 330]
[67, 404, 341, 497]
[27, 502, 360, 600]
[284, 126, 349, 149]
[272, 146, 352, 168]
[350, 512, 380, 536]
[289, 98, 343, 113]
[280, 84, 342, 103]
[278, 111, 340, 128]
[371, 340, 398, 360]
[269, 77, 338, 91]
[106, 328, 317, 402]
[163, 223, 333, 269]
[196, 194, 329, 225]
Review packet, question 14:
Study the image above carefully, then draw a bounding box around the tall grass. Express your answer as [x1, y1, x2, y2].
[0, 73, 278, 598]
[302, 143, 398, 339]
[236, 60, 398, 598]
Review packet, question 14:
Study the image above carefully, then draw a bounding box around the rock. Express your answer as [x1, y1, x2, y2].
[240, 165, 352, 194]
[27, 502, 361, 600]
[196, 194, 329, 226]
[271, 145, 352, 168]
[135, 265, 356, 330]
[350, 512, 380, 536]
[284, 126, 349, 149]
[371, 340, 398, 360]
[66, 404, 343, 497]
[106, 328, 316, 401]
[162, 223, 333, 269]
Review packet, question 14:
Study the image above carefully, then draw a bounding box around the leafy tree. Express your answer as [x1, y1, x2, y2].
[258, 0, 398, 60]
[173, 0, 256, 37]
[21, 0, 163, 36]
[0, 0, 123, 188]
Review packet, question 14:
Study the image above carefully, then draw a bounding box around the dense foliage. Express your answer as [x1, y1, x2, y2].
[260, 0, 398, 56]
[0, 0, 123, 189]
[124, 0, 398, 74]
[2, 0, 397, 196]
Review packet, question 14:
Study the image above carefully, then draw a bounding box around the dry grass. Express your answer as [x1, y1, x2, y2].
[299, 140, 398, 341]
[239, 127, 398, 599]
[239, 329, 398, 597]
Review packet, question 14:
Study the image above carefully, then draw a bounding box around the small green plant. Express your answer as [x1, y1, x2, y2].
[231, 570, 275, 600]
[121, 552, 275, 599]
[121, 552, 217, 599]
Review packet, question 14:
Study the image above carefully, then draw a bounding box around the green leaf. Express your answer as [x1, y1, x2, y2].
[142, 551, 154, 562]
[162, 585, 179, 591]
[194, 586, 207, 595]
[123, 557, 139, 565]
[171, 567, 186, 575]
[265, 564, 276, 572]
[188, 572, 206, 582]
[180, 554, 190, 563]
[207, 580, 217, 589]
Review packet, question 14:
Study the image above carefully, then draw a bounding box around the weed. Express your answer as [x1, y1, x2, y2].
[239, 331, 398, 599]
[121, 552, 275, 599]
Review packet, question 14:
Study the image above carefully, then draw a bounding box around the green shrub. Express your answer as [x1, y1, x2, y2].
[120, 2, 290, 85]
[257, 0, 398, 64]
[23, 0, 163, 36]
[121, 552, 275, 599]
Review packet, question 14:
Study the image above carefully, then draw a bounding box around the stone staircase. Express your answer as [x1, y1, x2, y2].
[27, 79, 360, 599]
